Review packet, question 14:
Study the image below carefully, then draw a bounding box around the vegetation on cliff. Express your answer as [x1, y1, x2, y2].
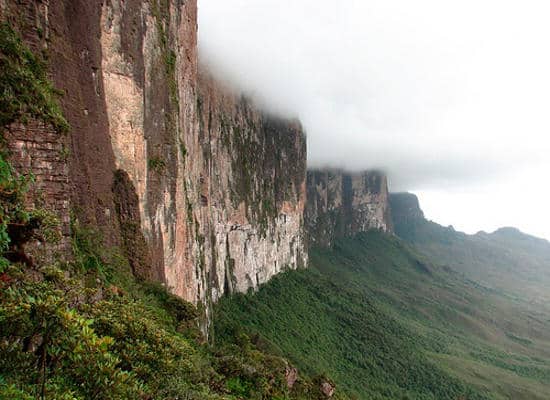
[0, 23, 68, 134]
[0, 225, 329, 399]
[0, 151, 343, 399]
[3, 9, 549, 400]
[0, 25, 336, 400]
[0, 114, 334, 399]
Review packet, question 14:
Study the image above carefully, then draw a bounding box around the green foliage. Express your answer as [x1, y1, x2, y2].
[148, 156, 167, 174]
[0, 19, 316, 400]
[151, 0, 180, 128]
[84, 295, 199, 396]
[0, 263, 144, 399]
[215, 231, 550, 399]
[0, 22, 66, 270]
[165, 49, 179, 106]
[58, 144, 70, 161]
[0, 152, 31, 260]
[70, 220, 114, 282]
[225, 376, 251, 397]
[0, 383, 34, 400]
[180, 142, 188, 158]
[0, 253, 328, 399]
[29, 208, 62, 245]
[141, 280, 199, 322]
[0, 147, 325, 400]
[0, 23, 69, 134]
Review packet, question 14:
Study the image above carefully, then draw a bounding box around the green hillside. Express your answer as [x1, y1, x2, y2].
[215, 231, 550, 399]
[390, 193, 550, 310]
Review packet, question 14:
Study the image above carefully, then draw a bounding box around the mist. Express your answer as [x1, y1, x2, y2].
[198, 0, 550, 239]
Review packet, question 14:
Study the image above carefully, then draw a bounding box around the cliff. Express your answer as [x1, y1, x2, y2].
[388, 192, 426, 241]
[0, 0, 307, 313]
[306, 169, 392, 247]
[389, 192, 425, 224]
[196, 72, 307, 302]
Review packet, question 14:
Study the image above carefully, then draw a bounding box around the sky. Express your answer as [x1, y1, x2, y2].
[198, 0, 550, 240]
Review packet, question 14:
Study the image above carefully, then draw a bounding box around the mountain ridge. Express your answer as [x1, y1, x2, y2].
[2, 2, 549, 399]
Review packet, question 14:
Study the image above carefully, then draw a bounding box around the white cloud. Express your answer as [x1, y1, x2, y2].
[415, 164, 550, 240]
[198, 0, 550, 239]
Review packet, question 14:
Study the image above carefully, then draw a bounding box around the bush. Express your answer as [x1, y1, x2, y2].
[0, 264, 144, 399]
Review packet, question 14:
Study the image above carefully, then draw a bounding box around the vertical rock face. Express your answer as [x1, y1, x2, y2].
[388, 192, 425, 241]
[5, 121, 71, 260]
[98, 0, 199, 294]
[1, 0, 307, 315]
[306, 169, 392, 247]
[389, 193, 425, 224]
[195, 72, 308, 302]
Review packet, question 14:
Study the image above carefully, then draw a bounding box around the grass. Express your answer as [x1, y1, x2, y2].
[215, 231, 550, 399]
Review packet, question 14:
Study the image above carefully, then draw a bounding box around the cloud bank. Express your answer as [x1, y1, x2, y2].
[198, 0, 550, 238]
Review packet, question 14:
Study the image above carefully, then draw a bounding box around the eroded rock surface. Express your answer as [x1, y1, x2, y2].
[306, 169, 392, 246]
[1, 0, 307, 321]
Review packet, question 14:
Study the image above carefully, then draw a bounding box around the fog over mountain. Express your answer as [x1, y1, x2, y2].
[198, 0, 550, 240]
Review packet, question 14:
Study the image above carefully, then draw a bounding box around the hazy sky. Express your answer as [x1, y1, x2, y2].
[198, 0, 550, 240]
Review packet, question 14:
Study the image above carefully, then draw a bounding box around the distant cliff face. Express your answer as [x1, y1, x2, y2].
[306, 169, 392, 247]
[389, 193, 425, 223]
[388, 193, 426, 241]
[1, 0, 307, 312]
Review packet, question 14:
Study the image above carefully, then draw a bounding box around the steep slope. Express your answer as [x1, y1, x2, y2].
[390, 192, 550, 309]
[0, 11, 319, 400]
[215, 232, 550, 400]
[0, 212, 340, 399]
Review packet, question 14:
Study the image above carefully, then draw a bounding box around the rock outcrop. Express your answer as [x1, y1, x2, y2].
[196, 72, 307, 303]
[387, 192, 426, 240]
[1, 0, 307, 319]
[388, 192, 425, 224]
[306, 169, 392, 247]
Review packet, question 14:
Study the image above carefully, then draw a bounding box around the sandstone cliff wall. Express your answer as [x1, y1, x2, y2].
[196, 72, 307, 301]
[1, 0, 307, 313]
[306, 169, 392, 247]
